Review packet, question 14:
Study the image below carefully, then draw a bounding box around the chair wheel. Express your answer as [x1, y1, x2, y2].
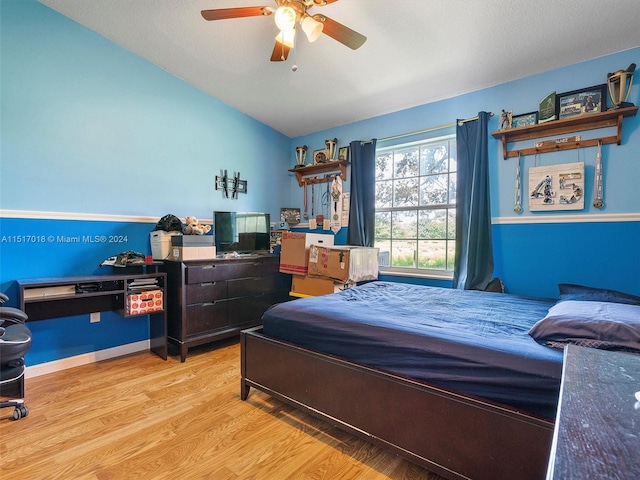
[11, 405, 28, 420]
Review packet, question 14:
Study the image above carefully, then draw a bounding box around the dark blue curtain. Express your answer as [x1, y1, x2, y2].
[453, 112, 493, 290]
[347, 139, 377, 246]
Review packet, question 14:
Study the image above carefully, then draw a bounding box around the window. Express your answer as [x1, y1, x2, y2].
[375, 134, 456, 278]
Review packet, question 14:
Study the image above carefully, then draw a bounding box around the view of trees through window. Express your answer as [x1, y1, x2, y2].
[375, 135, 456, 274]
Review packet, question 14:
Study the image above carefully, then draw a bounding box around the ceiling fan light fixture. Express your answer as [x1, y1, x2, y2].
[274, 6, 297, 31]
[277, 29, 296, 48]
[301, 15, 323, 42]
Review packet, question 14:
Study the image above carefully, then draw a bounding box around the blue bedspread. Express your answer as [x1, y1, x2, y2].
[262, 281, 563, 418]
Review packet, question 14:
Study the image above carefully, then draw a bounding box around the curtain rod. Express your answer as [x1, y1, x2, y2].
[375, 112, 494, 143]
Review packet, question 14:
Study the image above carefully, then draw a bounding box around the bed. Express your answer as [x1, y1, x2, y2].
[240, 281, 640, 480]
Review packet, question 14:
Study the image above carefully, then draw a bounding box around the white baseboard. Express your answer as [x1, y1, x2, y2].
[25, 340, 150, 378]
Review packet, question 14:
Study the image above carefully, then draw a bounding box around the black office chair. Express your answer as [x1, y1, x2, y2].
[0, 293, 32, 420]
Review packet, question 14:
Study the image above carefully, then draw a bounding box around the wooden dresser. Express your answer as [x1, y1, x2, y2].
[546, 344, 640, 479]
[163, 255, 291, 361]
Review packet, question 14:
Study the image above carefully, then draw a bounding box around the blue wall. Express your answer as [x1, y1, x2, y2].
[0, 1, 292, 365]
[1, 0, 639, 366]
[289, 49, 640, 299]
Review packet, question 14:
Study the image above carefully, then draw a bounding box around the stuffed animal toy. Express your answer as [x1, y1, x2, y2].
[183, 216, 211, 235]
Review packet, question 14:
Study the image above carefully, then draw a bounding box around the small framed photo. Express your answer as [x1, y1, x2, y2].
[280, 207, 301, 225]
[556, 84, 606, 120]
[511, 111, 538, 128]
[338, 146, 349, 161]
[313, 149, 330, 165]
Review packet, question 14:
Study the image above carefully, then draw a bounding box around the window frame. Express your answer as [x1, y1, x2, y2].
[374, 133, 457, 280]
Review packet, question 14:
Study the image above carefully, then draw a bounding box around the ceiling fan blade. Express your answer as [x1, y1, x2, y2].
[313, 14, 366, 50]
[270, 40, 291, 62]
[201, 6, 273, 21]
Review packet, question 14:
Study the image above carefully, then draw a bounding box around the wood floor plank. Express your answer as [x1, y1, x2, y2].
[0, 339, 444, 479]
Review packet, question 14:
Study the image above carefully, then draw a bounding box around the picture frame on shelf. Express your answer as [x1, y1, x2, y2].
[511, 111, 539, 128]
[313, 149, 330, 165]
[338, 146, 349, 161]
[280, 207, 301, 225]
[556, 84, 607, 120]
[539, 92, 556, 123]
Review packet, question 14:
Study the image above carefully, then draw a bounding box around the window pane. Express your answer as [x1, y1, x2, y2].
[419, 174, 449, 205]
[449, 142, 457, 173]
[393, 148, 419, 178]
[449, 173, 457, 204]
[376, 153, 393, 180]
[391, 240, 417, 268]
[447, 209, 456, 239]
[393, 178, 419, 207]
[447, 240, 456, 270]
[375, 211, 391, 238]
[418, 240, 449, 270]
[420, 143, 449, 175]
[392, 210, 417, 239]
[375, 180, 393, 208]
[418, 209, 448, 239]
[375, 240, 391, 267]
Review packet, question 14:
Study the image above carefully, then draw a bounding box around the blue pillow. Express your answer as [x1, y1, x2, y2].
[558, 283, 640, 306]
[529, 300, 640, 352]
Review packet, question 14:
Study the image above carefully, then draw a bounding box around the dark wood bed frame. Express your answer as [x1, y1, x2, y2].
[241, 327, 554, 480]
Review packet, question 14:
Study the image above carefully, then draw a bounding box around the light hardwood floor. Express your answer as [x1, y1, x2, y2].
[1, 339, 444, 479]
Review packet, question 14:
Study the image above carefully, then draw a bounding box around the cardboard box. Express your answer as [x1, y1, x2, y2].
[169, 246, 217, 261]
[170, 234, 214, 247]
[279, 231, 334, 275]
[150, 231, 181, 260]
[291, 275, 353, 296]
[127, 289, 163, 315]
[307, 245, 379, 283]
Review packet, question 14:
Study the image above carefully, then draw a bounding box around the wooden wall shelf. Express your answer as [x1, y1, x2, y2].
[491, 106, 638, 159]
[289, 160, 349, 186]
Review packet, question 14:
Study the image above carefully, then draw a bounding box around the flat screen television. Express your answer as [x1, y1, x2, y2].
[213, 211, 271, 254]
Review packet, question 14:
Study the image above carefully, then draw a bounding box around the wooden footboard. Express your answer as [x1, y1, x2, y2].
[241, 327, 554, 480]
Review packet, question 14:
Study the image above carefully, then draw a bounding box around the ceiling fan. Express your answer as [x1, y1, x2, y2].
[201, 0, 367, 62]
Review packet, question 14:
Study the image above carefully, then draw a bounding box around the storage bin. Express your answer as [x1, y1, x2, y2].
[150, 231, 181, 260]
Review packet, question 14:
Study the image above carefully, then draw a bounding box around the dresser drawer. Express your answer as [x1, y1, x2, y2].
[227, 274, 291, 298]
[185, 263, 235, 283]
[185, 281, 227, 305]
[240, 257, 281, 277]
[185, 301, 227, 336]
[227, 291, 290, 327]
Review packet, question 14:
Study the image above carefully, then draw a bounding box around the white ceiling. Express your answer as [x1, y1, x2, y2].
[40, 0, 640, 138]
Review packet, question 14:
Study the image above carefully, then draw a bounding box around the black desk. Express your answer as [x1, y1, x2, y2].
[547, 344, 640, 479]
[17, 273, 167, 360]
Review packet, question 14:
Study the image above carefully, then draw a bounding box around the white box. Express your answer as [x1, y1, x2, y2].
[169, 246, 217, 261]
[150, 231, 181, 260]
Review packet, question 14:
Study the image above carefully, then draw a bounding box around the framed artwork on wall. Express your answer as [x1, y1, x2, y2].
[556, 85, 607, 120]
[511, 111, 538, 128]
[529, 161, 584, 211]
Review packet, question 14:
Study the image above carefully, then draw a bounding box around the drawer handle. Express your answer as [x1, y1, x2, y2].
[203, 301, 217, 306]
[202, 265, 216, 270]
[200, 282, 216, 287]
